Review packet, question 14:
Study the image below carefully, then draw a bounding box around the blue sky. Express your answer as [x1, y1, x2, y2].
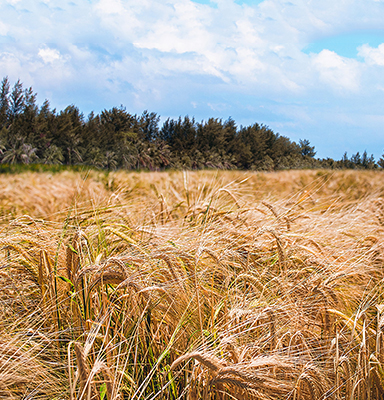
[1, 0, 384, 159]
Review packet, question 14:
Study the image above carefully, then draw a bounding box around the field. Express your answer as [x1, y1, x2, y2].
[1, 168, 384, 399]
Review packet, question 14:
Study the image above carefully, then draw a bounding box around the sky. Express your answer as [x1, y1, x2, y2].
[1, 0, 384, 160]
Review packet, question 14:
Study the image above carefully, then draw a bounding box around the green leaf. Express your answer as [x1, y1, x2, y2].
[100, 383, 107, 400]
[57, 275, 74, 287]
[67, 244, 78, 254]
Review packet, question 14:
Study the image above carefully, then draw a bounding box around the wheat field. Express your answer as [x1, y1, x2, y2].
[1, 169, 384, 399]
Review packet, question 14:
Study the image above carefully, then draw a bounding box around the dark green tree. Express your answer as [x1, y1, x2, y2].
[9, 80, 24, 120]
[299, 139, 316, 157]
[54, 105, 84, 165]
[378, 152, 384, 168]
[22, 86, 39, 144]
[138, 110, 160, 142]
[0, 76, 10, 129]
[361, 150, 376, 169]
[350, 152, 361, 168]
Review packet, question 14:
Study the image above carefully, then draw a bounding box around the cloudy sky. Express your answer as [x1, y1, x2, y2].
[1, 0, 384, 159]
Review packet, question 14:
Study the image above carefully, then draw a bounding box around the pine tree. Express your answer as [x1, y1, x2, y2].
[0, 76, 10, 129]
[9, 79, 24, 120]
[299, 139, 316, 157]
[378, 152, 384, 168]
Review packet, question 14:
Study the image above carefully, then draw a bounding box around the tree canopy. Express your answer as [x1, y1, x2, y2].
[0, 77, 381, 171]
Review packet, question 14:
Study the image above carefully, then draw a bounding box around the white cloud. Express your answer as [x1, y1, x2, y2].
[2, 0, 384, 159]
[38, 47, 62, 64]
[358, 43, 384, 66]
[0, 52, 25, 80]
[312, 49, 360, 92]
[0, 0, 376, 100]
[95, 0, 125, 14]
[2, 0, 380, 98]
[132, 2, 215, 55]
[0, 22, 8, 36]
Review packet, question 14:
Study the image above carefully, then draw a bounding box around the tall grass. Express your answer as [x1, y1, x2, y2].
[0, 169, 384, 399]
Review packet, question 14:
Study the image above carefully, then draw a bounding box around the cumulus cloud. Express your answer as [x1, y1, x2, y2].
[38, 47, 62, 64]
[312, 49, 361, 92]
[1, 0, 381, 96]
[358, 43, 384, 66]
[1, 0, 384, 158]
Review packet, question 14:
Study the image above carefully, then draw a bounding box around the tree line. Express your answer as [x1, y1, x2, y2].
[1, 77, 383, 171]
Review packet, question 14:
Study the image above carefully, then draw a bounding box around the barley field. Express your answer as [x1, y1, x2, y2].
[1, 169, 384, 400]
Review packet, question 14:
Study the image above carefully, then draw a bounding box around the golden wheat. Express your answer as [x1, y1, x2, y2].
[0, 169, 384, 399]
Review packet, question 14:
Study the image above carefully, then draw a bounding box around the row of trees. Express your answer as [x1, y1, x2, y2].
[0, 77, 382, 170]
